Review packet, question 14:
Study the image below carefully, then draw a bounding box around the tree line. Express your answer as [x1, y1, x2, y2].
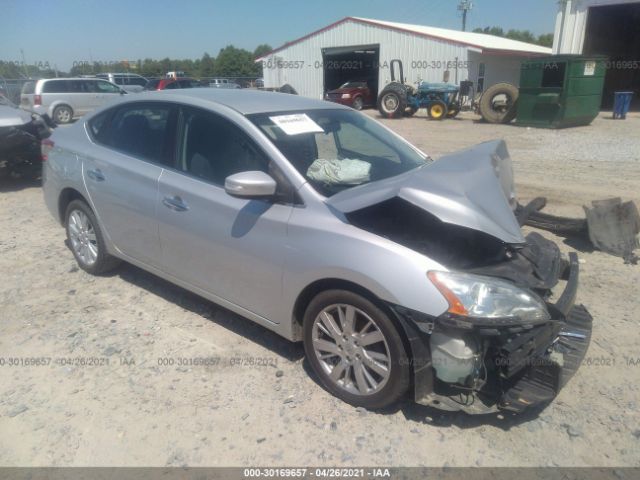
[472, 27, 554, 48]
[0, 44, 273, 80]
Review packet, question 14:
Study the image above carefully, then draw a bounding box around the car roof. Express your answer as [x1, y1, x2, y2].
[39, 77, 108, 82]
[135, 88, 349, 115]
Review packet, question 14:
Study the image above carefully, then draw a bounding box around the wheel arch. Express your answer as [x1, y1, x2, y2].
[292, 279, 411, 353]
[58, 187, 88, 225]
[292, 277, 419, 392]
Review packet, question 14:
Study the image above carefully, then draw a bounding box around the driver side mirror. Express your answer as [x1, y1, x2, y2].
[225, 171, 277, 199]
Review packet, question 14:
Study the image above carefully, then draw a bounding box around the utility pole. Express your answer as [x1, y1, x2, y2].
[458, 0, 473, 31]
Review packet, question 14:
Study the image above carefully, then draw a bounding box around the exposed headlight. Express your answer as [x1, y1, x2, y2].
[341, 93, 351, 99]
[428, 271, 550, 325]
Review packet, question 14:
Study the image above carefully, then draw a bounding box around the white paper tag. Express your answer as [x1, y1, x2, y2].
[269, 113, 324, 135]
[584, 61, 596, 76]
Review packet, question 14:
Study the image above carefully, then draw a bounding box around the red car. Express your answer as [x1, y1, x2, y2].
[144, 77, 199, 91]
[324, 81, 375, 110]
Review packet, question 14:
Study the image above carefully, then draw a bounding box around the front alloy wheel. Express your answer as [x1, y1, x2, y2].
[303, 290, 410, 409]
[312, 304, 391, 395]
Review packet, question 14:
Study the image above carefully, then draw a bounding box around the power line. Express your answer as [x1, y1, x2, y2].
[457, 0, 473, 31]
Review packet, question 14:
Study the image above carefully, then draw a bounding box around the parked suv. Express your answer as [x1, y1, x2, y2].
[96, 73, 148, 93]
[20, 78, 125, 124]
[209, 78, 240, 89]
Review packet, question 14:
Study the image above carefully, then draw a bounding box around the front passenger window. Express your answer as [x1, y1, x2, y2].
[177, 108, 269, 186]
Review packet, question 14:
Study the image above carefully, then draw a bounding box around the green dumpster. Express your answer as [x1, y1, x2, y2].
[516, 55, 607, 128]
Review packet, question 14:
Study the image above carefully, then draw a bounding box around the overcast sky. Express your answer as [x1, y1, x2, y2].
[1, 0, 559, 71]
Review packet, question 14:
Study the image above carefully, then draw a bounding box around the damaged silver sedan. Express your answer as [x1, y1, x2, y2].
[43, 89, 592, 413]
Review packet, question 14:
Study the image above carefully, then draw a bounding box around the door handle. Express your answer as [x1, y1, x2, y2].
[86, 169, 105, 181]
[162, 195, 189, 212]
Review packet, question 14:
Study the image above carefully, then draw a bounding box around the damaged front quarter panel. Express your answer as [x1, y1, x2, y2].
[329, 139, 593, 414]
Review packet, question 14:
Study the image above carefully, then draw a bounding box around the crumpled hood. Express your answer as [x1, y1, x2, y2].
[326, 139, 526, 245]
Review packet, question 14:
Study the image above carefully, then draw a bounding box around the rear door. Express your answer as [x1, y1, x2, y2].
[156, 106, 293, 321]
[81, 101, 177, 265]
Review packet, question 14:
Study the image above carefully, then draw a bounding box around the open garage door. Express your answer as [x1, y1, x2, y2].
[583, 3, 640, 109]
[322, 44, 380, 100]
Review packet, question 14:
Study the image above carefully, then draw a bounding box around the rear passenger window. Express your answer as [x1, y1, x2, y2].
[42, 80, 69, 93]
[177, 107, 269, 185]
[95, 103, 176, 164]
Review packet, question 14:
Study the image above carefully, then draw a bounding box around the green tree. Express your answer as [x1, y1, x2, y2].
[473, 26, 553, 47]
[537, 33, 554, 48]
[253, 44, 273, 59]
[199, 53, 215, 77]
[214, 45, 258, 77]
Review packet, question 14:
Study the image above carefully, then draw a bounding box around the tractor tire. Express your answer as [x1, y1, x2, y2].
[427, 100, 448, 120]
[447, 105, 460, 118]
[377, 83, 408, 119]
[404, 106, 418, 117]
[479, 82, 519, 124]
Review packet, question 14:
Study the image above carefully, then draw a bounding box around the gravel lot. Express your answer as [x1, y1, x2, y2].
[1, 111, 639, 467]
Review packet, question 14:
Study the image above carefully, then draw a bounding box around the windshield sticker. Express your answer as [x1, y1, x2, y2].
[269, 114, 324, 135]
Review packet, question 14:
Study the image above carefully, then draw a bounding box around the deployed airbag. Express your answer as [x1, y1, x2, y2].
[307, 158, 371, 185]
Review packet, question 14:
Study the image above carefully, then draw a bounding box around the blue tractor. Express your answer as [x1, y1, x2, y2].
[377, 60, 462, 120]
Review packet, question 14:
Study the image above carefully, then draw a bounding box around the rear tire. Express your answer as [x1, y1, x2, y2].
[377, 83, 407, 118]
[53, 105, 73, 125]
[65, 200, 120, 275]
[479, 82, 519, 124]
[352, 96, 364, 111]
[303, 290, 410, 409]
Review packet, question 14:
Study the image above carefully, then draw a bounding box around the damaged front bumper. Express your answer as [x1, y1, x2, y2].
[391, 239, 593, 415]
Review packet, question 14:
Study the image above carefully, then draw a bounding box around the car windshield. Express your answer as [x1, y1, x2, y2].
[340, 81, 366, 88]
[249, 109, 430, 197]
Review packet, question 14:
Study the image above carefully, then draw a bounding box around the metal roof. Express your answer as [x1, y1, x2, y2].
[257, 16, 552, 59]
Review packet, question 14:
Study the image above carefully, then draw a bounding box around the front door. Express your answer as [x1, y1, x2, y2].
[157, 106, 292, 322]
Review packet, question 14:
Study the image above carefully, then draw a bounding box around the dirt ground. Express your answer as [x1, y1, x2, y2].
[1, 111, 639, 467]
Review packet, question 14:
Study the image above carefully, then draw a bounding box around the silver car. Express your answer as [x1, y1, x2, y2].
[21, 78, 126, 124]
[42, 89, 592, 412]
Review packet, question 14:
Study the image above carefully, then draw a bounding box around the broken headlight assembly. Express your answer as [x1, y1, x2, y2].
[428, 271, 551, 327]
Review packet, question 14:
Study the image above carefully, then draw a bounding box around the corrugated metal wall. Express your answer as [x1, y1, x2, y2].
[261, 19, 472, 99]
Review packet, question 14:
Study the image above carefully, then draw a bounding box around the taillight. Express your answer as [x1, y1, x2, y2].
[41, 138, 54, 161]
[34, 94, 42, 106]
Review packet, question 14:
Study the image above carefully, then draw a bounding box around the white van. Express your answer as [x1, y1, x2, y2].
[20, 78, 125, 124]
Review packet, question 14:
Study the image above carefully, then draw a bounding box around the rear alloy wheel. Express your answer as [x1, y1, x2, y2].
[303, 290, 410, 409]
[352, 96, 364, 111]
[65, 200, 120, 275]
[53, 105, 73, 125]
[428, 100, 448, 120]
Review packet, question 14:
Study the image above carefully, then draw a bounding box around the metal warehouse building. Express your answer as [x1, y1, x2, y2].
[257, 17, 551, 100]
[553, 0, 640, 107]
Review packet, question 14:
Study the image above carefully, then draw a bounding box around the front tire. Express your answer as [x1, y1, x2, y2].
[303, 290, 410, 409]
[65, 199, 120, 274]
[428, 100, 448, 120]
[352, 96, 364, 111]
